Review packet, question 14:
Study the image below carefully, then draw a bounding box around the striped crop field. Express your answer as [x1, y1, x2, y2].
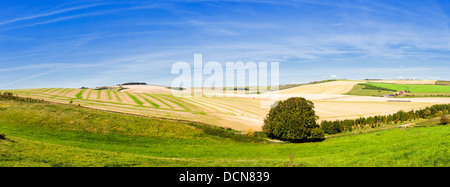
[4, 81, 450, 131]
[3, 88, 270, 131]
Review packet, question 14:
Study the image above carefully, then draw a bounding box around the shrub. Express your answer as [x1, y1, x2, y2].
[441, 116, 450, 125]
[262, 97, 325, 142]
[424, 109, 432, 119]
[321, 120, 344, 134]
[0, 133, 6, 140]
[245, 128, 254, 137]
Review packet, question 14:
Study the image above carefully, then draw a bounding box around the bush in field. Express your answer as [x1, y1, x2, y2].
[262, 97, 325, 142]
[423, 109, 432, 118]
[245, 128, 254, 137]
[441, 116, 450, 125]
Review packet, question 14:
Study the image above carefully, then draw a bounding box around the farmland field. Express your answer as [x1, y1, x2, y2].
[0, 99, 448, 167]
[313, 101, 433, 121]
[436, 81, 450, 86]
[3, 81, 450, 131]
[2, 87, 268, 131]
[345, 81, 450, 98]
[344, 83, 394, 96]
[365, 82, 450, 93]
[277, 80, 362, 95]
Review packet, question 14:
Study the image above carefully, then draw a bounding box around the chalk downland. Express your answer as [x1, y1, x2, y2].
[277, 80, 362, 95]
[4, 79, 450, 131]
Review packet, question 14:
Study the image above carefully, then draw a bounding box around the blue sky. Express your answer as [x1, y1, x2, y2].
[1, 0, 450, 89]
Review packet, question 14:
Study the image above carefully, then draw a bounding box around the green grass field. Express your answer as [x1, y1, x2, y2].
[346, 82, 450, 97]
[344, 84, 394, 96]
[0, 99, 448, 167]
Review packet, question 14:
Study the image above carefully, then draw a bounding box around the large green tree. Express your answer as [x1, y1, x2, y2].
[262, 97, 325, 142]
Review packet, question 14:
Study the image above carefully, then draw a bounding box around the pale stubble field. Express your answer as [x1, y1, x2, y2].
[6, 81, 450, 131]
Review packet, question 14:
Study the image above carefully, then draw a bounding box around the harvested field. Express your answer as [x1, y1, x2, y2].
[98, 90, 111, 101]
[87, 90, 98, 100]
[5, 81, 450, 131]
[135, 93, 161, 108]
[313, 101, 433, 122]
[121, 85, 172, 94]
[41, 88, 56, 93]
[117, 92, 136, 104]
[140, 93, 170, 109]
[81, 89, 91, 100]
[48, 88, 63, 93]
[57, 88, 71, 95]
[64, 89, 81, 98]
[276, 80, 363, 95]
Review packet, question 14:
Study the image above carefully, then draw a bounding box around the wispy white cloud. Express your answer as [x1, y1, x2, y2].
[0, 3, 103, 25]
[0, 63, 101, 73]
[0, 71, 54, 89]
[127, 3, 172, 10]
[1, 0, 450, 89]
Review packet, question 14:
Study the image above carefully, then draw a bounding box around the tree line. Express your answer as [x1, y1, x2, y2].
[321, 104, 450, 135]
[362, 83, 397, 92]
[118, 82, 147, 86]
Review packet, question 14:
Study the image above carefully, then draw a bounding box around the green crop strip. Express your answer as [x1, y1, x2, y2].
[136, 93, 160, 108]
[97, 90, 102, 100]
[143, 93, 174, 109]
[113, 91, 122, 102]
[107, 91, 112, 100]
[75, 90, 85, 99]
[126, 93, 144, 106]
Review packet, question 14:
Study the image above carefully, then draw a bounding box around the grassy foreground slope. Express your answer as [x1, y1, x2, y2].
[0, 99, 449, 167]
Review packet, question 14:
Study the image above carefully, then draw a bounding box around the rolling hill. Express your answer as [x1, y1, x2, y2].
[4, 79, 450, 131]
[1, 97, 448, 167]
[277, 80, 363, 95]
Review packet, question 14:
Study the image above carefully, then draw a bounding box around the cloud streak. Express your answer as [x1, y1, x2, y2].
[0, 71, 54, 89]
[1, 0, 450, 89]
[0, 3, 103, 26]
